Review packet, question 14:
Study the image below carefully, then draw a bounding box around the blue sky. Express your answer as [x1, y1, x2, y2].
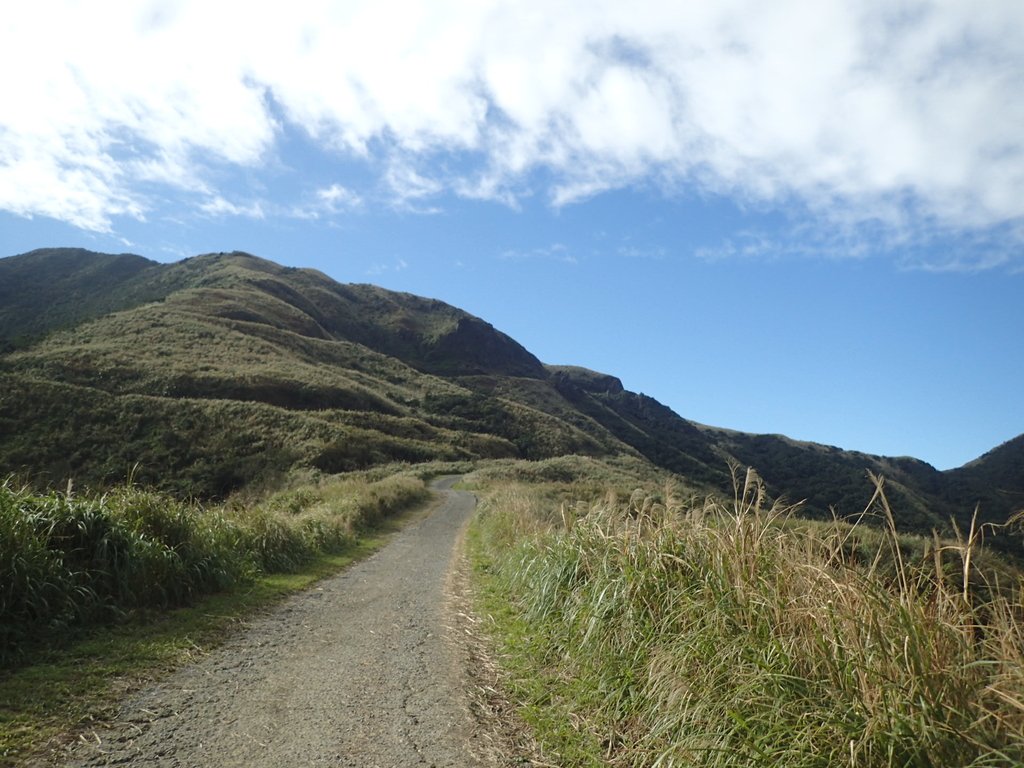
[2, 1, 1022, 470]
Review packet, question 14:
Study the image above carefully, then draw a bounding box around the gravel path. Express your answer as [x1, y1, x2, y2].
[49, 478, 494, 768]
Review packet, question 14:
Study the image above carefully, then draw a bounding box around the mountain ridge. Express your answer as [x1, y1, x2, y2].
[1, 247, 1020, 547]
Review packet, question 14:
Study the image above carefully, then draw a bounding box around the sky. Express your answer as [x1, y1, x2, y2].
[1, 0, 1022, 471]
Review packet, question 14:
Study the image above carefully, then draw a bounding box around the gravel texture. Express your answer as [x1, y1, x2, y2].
[47, 477, 495, 768]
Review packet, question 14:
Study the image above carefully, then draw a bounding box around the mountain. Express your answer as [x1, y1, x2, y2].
[946, 435, 1024, 534]
[1, 248, 1021, 547]
[0, 249, 602, 496]
[0, 248, 163, 350]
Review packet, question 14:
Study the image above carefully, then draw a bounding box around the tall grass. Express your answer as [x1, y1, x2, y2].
[1, 473, 429, 666]
[470, 469, 1024, 767]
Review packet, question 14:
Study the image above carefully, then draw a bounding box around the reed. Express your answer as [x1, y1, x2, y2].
[1, 472, 430, 665]
[470, 470, 1024, 766]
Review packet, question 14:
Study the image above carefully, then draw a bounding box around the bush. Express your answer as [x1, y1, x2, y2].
[1, 472, 429, 665]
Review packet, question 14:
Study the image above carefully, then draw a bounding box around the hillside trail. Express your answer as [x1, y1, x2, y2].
[41, 478, 506, 768]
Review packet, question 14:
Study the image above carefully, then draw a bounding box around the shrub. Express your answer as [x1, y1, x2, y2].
[1, 472, 429, 665]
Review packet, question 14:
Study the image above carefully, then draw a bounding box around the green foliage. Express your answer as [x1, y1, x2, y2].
[0, 372, 508, 498]
[470, 471, 1024, 767]
[0, 474, 429, 666]
[0, 248, 165, 348]
[0, 481, 251, 663]
[945, 435, 1024, 552]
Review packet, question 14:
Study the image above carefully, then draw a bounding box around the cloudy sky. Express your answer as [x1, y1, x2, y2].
[2, 0, 1022, 470]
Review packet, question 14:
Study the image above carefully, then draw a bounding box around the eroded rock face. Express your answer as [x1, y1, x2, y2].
[546, 364, 625, 394]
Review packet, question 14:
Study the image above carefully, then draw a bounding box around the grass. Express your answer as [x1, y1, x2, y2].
[468, 466, 1024, 767]
[0, 369, 514, 498]
[0, 474, 435, 763]
[0, 472, 433, 665]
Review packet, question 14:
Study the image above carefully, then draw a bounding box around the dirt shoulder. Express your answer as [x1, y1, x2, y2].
[40, 478, 500, 768]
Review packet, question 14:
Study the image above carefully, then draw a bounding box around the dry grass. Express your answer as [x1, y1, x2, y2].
[469, 467, 1024, 766]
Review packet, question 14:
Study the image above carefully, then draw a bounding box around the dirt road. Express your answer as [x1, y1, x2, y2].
[49, 478, 495, 768]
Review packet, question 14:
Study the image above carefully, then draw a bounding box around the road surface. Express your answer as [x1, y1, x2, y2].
[48, 477, 496, 768]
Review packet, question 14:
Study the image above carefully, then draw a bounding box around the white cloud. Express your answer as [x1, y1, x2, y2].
[200, 196, 265, 219]
[317, 184, 361, 208]
[1, 0, 1022, 255]
[289, 183, 363, 219]
[366, 257, 410, 275]
[500, 243, 578, 265]
[382, 159, 446, 212]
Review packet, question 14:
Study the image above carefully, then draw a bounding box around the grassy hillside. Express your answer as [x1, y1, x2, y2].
[0, 249, 161, 350]
[704, 429, 951, 528]
[0, 373, 511, 497]
[946, 435, 1024, 528]
[468, 467, 1024, 766]
[0, 251, 599, 496]
[537, 369, 1021, 545]
[0, 248, 1020, 545]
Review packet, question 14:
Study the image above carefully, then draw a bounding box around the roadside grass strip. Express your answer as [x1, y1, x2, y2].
[468, 471, 1024, 767]
[0, 474, 433, 763]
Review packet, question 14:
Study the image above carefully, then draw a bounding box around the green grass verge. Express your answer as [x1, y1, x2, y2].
[466, 518, 608, 766]
[1, 473, 434, 663]
[0, 503, 423, 765]
[467, 472, 1024, 767]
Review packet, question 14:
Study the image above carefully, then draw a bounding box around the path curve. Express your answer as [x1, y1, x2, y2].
[51, 477, 490, 768]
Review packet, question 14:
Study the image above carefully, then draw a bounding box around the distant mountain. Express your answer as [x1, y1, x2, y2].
[1, 248, 1020, 549]
[946, 435, 1024, 533]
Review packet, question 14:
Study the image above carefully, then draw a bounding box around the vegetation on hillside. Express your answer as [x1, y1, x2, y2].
[468, 463, 1024, 766]
[0, 251, 611, 496]
[1, 247, 1021, 546]
[0, 249, 159, 351]
[0, 372, 513, 497]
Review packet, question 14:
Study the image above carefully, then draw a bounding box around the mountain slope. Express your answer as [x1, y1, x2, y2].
[0, 248, 161, 349]
[0, 250, 606, 494]
[945, 435, 1024, 537]
[0, 248, 1020, 546]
